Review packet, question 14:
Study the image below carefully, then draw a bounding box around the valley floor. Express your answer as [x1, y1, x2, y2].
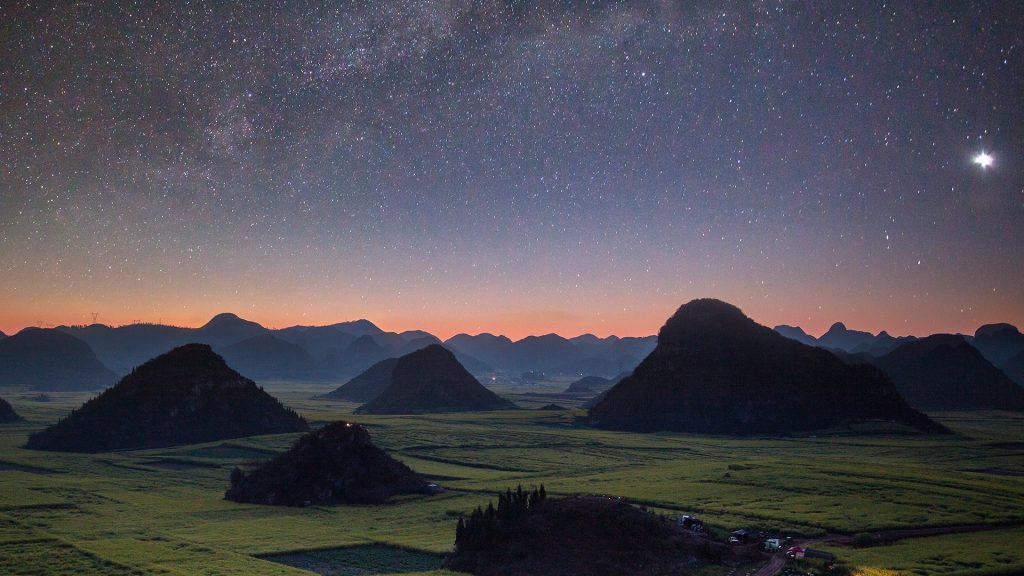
[1, 381, 1022, 576]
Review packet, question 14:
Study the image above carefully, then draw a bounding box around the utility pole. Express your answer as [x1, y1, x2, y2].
[91, 312, 99, 324]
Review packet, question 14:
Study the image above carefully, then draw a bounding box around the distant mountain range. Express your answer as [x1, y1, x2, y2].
[443, 332, 655, 377]
[774, 320, 1024, 399]
[2, 309, 1021, 417]
[14, 313, 655, 385]
[774, 322, 915, 356]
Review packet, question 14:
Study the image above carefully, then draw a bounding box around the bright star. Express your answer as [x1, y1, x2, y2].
[973, 151, 994, 169]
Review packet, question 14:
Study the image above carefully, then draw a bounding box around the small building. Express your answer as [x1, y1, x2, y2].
[787, 546, 805, 559]
[764, 538, 781, 551]
[731, 529, 750, 542]
[426, 483, 445, 494]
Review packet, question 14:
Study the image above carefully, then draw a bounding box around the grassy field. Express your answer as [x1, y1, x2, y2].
[0, 381, 1022, 575]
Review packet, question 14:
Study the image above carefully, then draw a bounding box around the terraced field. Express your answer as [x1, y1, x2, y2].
[0, 382, 1022, 575]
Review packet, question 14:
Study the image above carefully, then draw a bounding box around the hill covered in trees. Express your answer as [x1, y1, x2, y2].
[446, 487, 714, 576]
[589, 299, 945, 435]
[356, 345, 515, 414]
[224, 421, 428, 506]
[25, 344, 307, 452]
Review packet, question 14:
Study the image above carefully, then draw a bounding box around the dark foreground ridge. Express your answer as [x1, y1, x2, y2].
[356, 344, 516, 414]
[25, 344, 308, 452]
[589, 299, 946, 435]
[224, 421, 429, 506]
[446, 488, 714, 576]
[0, 396, 21, 423]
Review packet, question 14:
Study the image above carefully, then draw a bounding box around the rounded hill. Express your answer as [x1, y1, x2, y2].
[224, 421, 428, 506]
[0, 328, 116, 391]
[25, 344, 308, 452]
[589, 299, 945, 435]
[355, 345, 515, 414]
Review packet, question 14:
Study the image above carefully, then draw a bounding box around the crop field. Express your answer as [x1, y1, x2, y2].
[0, 382, 1022, 575]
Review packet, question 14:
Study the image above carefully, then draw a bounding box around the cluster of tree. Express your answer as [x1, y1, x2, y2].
[455, 484, 547, 552]
[223, 420, 428, 506]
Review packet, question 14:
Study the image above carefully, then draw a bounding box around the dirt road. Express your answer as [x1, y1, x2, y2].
[751, 552, 787, 576]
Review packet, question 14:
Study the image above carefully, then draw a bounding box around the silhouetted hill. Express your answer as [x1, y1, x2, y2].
[0, 396, 21, 423]
[854, 331, 917, 356]
[219, 334, 321, 380]
[330, 319, 383, 337]
[394, 335, 443, 357]
[369, 331, 412, 353]
[0, 330, 6, 339]
[508, 334, 585, 373]
[445, 332, 652, 377]
[971, 323, 1024, 367]
[274, 326, 356, 361]
[224, 421, 427, 506]
[25, 344, 308, 452]
[356, 345, 515, 414]
[196, 313, 269, 346]
[564, 376, 613, 394]
[569, 334, 657, 361]
[773, 325, 818, 346]
[0, 328, 116, 390]
[873, 335, 1024, 410]
[817, 322, 876, 352]
[444, 333, 514, 368]
[589, 299, 944, 435]
[399, 330, 437, 342]
[320, 334, 391, 378]
[446, 491, 712, 576]
[776, 324, 918, 358]
[58, 323, 191, 375]
[1002, 350, 1024, 386]
[320, 358, 399, 402]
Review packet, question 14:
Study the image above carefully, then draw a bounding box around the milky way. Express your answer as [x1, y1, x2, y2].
[1, 1, 1021, 338]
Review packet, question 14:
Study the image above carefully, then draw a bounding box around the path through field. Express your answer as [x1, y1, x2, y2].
[751, 552, 787, 576]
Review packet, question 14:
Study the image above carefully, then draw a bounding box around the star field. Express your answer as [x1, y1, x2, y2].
[1, 1, 1022, 338]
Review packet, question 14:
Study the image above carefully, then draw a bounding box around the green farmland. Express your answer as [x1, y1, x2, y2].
[1, 382, 1022, 576]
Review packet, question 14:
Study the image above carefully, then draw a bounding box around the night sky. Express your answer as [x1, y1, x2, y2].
[2, 1, 1022, 339]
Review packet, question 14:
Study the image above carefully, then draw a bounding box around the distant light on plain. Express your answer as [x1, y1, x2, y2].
[973, 151, 994, 169]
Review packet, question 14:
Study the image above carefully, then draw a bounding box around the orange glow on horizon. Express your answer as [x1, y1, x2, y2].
[2, 295, 1022, 342]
